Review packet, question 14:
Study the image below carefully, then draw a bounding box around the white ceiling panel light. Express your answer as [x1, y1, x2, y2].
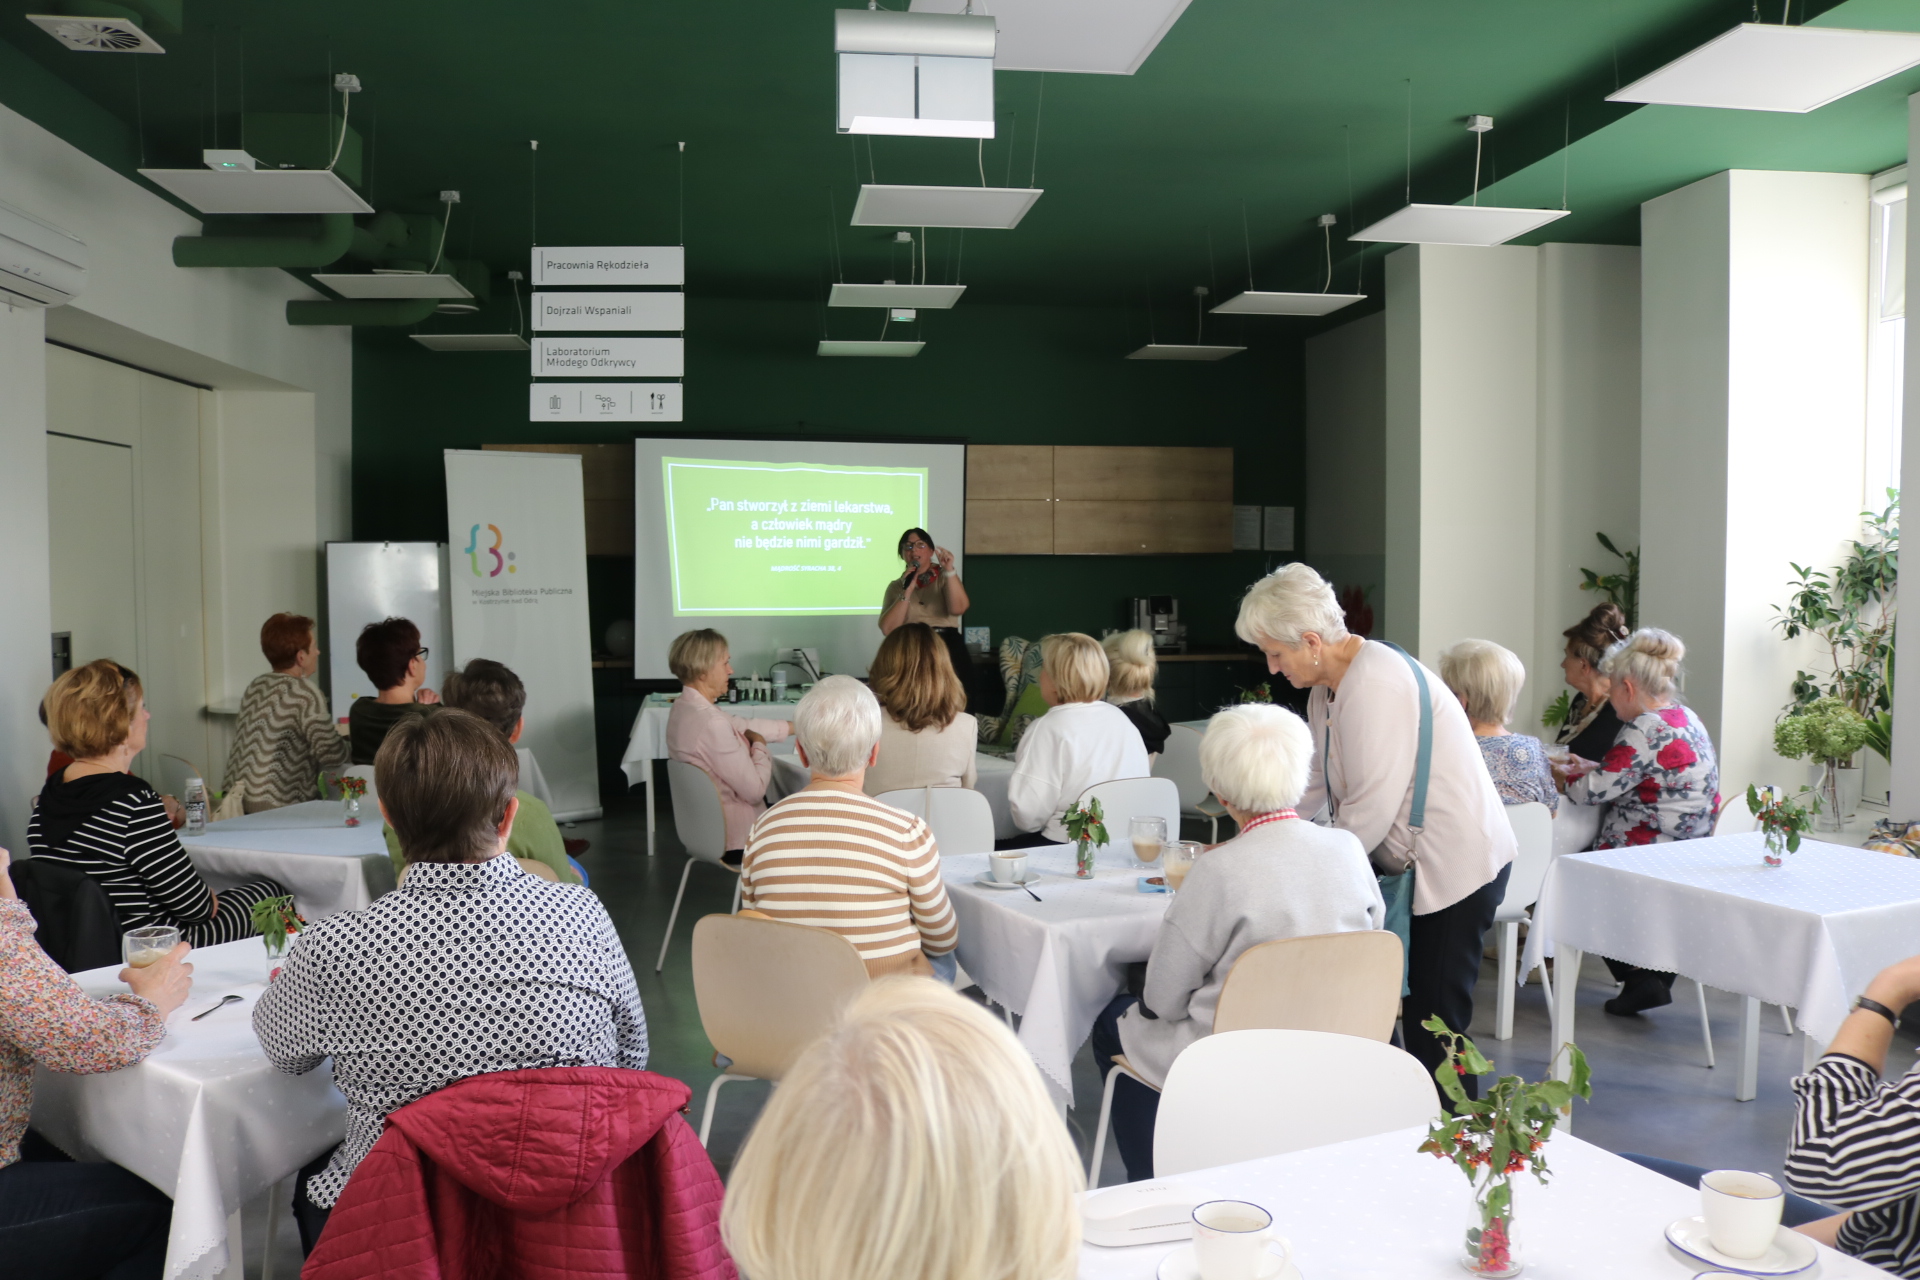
[1215, 213, 1366, 316]
[26, 14, 164, 52]
[1609, 23, 1920, 113]
[1351, 116, 1569, 247]
[411, 334, 530, 351]
[139, 158, 375, 214]
[907, 0, 1192, 75]
[818, 340, 926, 357]
[1126, 343, 1246, 360]
[829, 282, 967, 308]
[851, 184, 1042, 229]
[836, 8, 996, 138]
[313, 272, 473, 299]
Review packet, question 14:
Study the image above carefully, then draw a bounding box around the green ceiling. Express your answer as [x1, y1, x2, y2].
[2, 0, 1916, 317]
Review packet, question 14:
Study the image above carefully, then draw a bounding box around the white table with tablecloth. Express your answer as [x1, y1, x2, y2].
[1076, 1125, 1887, 1279]
[1523, 832, 1920, 1105]
[943, 843, 1167, 1107]
[30, 937, 348, 1280]
[181, 800, 397, 921]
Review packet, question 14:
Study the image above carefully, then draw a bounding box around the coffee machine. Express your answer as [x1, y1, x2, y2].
[1131, 596, 1186, 652]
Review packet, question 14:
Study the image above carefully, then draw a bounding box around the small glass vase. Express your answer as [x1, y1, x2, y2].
[1762, 830, 1785, 868]
[1075, 838, 1095, 879]
[264, 936, 289, 981]
[1463, 1175, 1523, 1277]
[341, 795, 362, 827]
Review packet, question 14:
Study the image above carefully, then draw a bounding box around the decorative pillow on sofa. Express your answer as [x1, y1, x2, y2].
[980, 636, 1048, 755]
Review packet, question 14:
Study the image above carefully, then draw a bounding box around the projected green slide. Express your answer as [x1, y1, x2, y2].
[663, 456, 928, 615]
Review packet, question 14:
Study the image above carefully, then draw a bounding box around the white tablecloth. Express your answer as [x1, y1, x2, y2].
[31, 938, 348, 1280]
[1522, 832, 1920, 1044]
[182, 800, 396, 921]
[943, 844, 1166, 1104]
[1076, 1126, 1885, 1279]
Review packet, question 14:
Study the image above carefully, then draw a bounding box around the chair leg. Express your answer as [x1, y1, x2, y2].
[1495, 920, 1518, 1041]
[1694, 978, 1716, 1069]
[1780, 1005, 1795, 1036]
[655, 857, 696, 973]
[1535, 957, 1554, 1012]
[1088, 1065, 1123, 1189]
[699, 1072, 751, 1149]
[731, 874, 742, 914]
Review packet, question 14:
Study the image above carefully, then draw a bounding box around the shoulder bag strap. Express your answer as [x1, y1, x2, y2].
[1378, 641, 1433, 836]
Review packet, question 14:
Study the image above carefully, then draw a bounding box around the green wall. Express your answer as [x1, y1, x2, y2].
[353, 296, 1307, 652]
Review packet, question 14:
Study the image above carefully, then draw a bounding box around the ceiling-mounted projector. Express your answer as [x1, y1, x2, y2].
[141, 149, 373, 215]
[836, 8, 996, 138]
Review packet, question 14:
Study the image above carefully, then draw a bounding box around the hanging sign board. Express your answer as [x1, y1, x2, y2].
[529, 382, 683, 422]
[532, 246, 684, 287]
[532, 337, 683, 377]
[533, 291, 684, 332]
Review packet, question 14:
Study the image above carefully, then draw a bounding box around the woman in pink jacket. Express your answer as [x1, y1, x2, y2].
[664, 630, 792, 857]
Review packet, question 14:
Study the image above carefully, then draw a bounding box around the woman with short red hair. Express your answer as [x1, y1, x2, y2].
[222, 613, 351, 813]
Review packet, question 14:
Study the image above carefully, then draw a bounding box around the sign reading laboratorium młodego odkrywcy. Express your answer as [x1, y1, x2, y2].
[528, 246, 684, 422]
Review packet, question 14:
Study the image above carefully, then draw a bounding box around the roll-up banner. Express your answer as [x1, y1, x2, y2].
[444, 449, 602, 821]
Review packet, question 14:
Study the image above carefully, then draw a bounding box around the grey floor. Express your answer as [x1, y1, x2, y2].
[245, 785, 1914, 1274]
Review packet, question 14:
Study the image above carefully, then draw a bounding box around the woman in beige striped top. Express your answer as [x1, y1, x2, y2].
[742, 676, 958, 980]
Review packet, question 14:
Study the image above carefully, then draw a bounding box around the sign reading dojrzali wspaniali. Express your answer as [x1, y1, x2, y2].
[530, 383, 683, 422]
[533, 291, 685, 332]
[532, 246, 684, 287]
[532, 337, 683, 378]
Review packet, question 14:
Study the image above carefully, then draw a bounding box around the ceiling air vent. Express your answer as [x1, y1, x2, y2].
[25, 15, 165, 53]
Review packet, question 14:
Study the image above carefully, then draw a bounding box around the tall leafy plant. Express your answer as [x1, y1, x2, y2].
[1774, 492, 1898, 761]
[1578, 533, 1639, 631]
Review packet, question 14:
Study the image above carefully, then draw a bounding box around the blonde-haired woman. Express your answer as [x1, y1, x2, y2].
[1566, 628, 1720, 1015]
[723, 978, 1082, 1280]
[1439, 639, 1556, 811]
[28, 660, 283, 944]
[1003, 633, 1148, 848]
[1235, 563, 1514, 1095]
[1103, 629, 1170, 756]
[663, 628, 792, 856]
[1091, 703, 1384, 1181]
[863, 622, 979, 796]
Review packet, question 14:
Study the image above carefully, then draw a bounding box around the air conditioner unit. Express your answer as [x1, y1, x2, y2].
[0, 199, 87, 307]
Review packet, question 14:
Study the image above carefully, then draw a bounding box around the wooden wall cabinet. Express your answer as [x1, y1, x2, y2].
[966, 445, 1233, 555]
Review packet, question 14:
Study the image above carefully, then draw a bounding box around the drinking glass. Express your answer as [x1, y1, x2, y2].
[123, 924, 180, 970]
[1129, 816, 1168, 868]
[1162, 840, 1199, 896]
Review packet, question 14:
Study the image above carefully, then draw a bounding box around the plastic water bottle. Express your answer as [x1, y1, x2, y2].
[183, 777, 208, 835]
[772, 670, 787, 703]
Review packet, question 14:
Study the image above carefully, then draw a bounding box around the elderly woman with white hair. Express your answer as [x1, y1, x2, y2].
[1440, 639, 1556, 812]
[723, 979, 1084, 1280]
[663, 628, 792, 858]
[742, 675, 959, 981]
[1088, 702, 1384, 1182]
[1003, 632, 1150, 849]
[1235, 564, 1515, 1096]
[1565, 628, 1720, 1016]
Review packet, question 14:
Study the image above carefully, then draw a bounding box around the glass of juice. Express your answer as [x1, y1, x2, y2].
[123, 924, 180, 970]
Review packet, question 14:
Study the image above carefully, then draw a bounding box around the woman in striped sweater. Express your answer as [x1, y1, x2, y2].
[28, 661, 283, 946]
[222, 612, 350, 814]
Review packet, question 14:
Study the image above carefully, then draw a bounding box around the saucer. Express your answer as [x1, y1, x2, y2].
[1664, 1217, 1816, 1275]
[1156, 1243, 1299, 1280]
[976, 869, 1042, 889]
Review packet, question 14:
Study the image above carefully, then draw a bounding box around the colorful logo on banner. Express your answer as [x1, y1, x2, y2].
[464, 523, 516, 576]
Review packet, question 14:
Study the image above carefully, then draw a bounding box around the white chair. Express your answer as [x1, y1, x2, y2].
[1492, 802, 1555, 1041]
[1088, 930, 1405, 1186]
[1077, 776, 1180, 844]
[874, 787, 996, 855]
[1153, 724, 1231, 842]
[1153, 1029, 1440, 1176]
[656, 760, 741, 973]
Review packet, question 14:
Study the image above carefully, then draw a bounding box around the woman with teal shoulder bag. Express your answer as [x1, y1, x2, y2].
[1235, 565, 1517, 1098]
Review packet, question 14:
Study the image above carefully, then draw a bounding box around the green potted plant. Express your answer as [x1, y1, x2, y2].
[1774, 698, 1872, 832]
[249, 894, 305, 979]
[1061, 796, 1108, 880]
[1745, 783, 1821, 868]
[1419, 1017, 1591, 1278]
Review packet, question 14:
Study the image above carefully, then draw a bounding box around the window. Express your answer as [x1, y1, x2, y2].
[1866, 165, 1905, 505]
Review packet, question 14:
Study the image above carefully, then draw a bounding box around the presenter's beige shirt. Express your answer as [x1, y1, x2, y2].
[880, 576, 962, 629]
[862, 712, 979, 796]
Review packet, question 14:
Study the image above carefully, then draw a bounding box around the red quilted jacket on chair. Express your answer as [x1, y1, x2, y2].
[303, 1066, 737, 1280]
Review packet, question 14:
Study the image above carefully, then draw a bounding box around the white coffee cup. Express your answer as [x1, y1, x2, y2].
[990, 852, 1029, 885]
[1191, 1200, 1292, 1280]
[1700, 1169, 1784, 1259]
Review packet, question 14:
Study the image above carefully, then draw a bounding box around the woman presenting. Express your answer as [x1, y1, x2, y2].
[880, 527, 972, 686]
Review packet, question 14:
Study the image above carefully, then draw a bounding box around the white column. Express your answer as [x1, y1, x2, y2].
[1383, 244, 1540, 684]
[1640, 171, 1868, 821]
[1892, 96, 1920, 815]
[1303, 312, 1386, 631]
[0, 304, 52, 850]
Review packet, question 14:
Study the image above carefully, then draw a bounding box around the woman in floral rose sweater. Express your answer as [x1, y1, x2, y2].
[1566, 627, 1721, 1016]
[0, 845, 193, 1278]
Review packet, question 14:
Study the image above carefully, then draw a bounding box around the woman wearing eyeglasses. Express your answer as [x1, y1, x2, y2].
[880, 528, 973, 693]
[347, 618, 443, 765]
